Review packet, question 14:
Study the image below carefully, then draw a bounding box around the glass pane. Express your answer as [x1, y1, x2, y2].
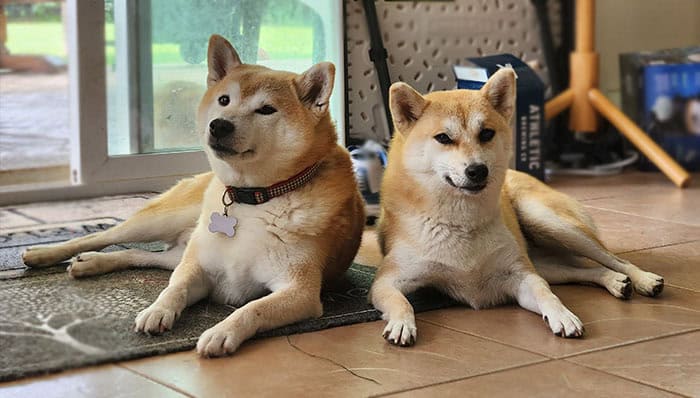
[106, 0, 343, 156]
[0, 2, 71, 186]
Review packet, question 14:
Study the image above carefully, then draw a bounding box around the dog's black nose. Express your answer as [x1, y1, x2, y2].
[209, 118, 235, 139]
[465, 163, 489, 183]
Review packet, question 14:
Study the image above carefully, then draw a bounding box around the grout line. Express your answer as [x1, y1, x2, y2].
[615, 239, 700, 255]
[561, 328, 700, 362]
[117, 364, 196, 398]
[417, 318, 555, 359]
[583, 205, 700, 229]
[666, 283, 700, 294]
[369, 358, 552, 398]
[579, 195, 619, 202]
[563, 355, 696, 398]
[6, 208, 46, 224]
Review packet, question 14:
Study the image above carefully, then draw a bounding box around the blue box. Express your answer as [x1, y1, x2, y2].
[620, 47, 700, 171]
[453, 54, 545, 180]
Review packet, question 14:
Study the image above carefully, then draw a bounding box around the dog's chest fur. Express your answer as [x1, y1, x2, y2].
[397, 209, 522, 308]
[192, 178, 327, 305]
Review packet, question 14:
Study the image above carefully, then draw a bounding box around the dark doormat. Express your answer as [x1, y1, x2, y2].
[0, 220, 454, 382]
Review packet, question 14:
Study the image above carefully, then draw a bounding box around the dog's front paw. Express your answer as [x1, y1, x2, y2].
[632, 271, 664, 297]
[382, 315, 417, 346]
[196, 324, 244, 357]
[22, 245, 70, 268]
[541, 303, 584, 338]
[134, 305, 178, 335]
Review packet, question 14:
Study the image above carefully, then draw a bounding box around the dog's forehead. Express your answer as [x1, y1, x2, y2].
[232, 67, 296, 101]
[443, 111, 484, 133]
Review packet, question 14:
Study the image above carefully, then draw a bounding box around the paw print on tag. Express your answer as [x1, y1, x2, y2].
[208, 212, 238, 237]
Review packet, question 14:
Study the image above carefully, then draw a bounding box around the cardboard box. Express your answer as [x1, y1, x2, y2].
[453, 54, 545, 180]
[620, 47, 700, 171]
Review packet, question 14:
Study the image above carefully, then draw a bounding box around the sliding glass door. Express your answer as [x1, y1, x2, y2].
[0, 0, 344, 204]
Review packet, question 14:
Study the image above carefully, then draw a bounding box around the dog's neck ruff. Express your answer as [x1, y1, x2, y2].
[222, 162, 322, 206]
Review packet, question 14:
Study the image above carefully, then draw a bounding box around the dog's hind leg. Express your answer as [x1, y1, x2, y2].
[22, 173, 211, 268]
[532, 252, 633, 299]
[67, 231, 189, 278]
[507, 172, 664, 297]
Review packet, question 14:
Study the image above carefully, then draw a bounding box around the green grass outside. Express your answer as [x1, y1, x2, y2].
[7, 21, 312, 65]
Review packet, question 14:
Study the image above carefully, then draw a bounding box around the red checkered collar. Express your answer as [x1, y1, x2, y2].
[222, 162, 322, 206]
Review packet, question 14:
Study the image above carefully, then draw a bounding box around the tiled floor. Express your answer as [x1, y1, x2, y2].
[1, 172, 699, 397]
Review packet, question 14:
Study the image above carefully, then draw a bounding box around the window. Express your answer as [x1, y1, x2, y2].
[0, 0, 344, 204]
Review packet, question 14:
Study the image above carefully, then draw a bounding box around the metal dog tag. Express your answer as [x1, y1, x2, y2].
[208, 212, 237, 237]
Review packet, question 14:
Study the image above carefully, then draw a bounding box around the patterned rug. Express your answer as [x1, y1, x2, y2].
[0, 220, 454, 382]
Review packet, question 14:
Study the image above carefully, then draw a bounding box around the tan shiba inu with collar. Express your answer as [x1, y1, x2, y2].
[370, 69, 664, 346]
[22, 35, 365, 357]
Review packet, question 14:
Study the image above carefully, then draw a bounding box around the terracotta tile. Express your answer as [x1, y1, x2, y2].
[15, 195, 152, 223]
[570, 331, 700, 398]
[121, 334, 382, 398]
[286, 319, 545, 395]
[586, 207, 700, 253]
[548, 172, 683, 202]
[0, 209, 40, 231]
[385, 360, 679, 398]
[419, 286, 700, 359]
[0, 364, 184, 398]
[122, 321, 544, 397]
[584, 187, 700, 227]
[622, 241, 700, 292]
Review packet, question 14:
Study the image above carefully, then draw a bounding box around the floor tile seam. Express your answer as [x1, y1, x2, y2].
[583, 205, 700, 228]
[579, 195, 619, 202]
[6, 208, 46, 224]
[368, 358, 552, 398]
[559, 328, 700, 361]
[560, 358, 692, 397]
[665, 283, 700, 294]
[615, 239, 700, 255]
[116, 363, 196, 398]
[416, 318, 554, 359]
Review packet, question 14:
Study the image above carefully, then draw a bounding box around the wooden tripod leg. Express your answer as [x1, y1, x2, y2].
[545, 89, 574, 121]
[588, 89, 691, 188]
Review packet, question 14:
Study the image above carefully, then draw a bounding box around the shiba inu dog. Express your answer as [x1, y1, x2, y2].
[370, 69, 664, 346]
[22, 35, 365, 357]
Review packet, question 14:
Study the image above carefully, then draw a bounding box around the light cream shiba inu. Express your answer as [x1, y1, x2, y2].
[22, 35, 365, 357]
[370, 69, 664, 346]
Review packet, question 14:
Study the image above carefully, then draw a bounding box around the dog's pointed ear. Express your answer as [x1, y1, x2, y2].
[207, 34, 242, 87]
[389, 82, 427, 134]
[481, 68, 516, 122]
[295, 62, 335, 117]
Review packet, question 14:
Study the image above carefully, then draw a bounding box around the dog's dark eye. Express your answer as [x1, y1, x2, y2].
[255, 105, 278, 115]
[218, 95, 230, 106]
[433, 133, 454, 145]
[478, 128, 495, 143]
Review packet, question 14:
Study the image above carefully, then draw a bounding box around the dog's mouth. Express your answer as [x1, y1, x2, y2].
[209, 143, 255, 159]
[444, 175, 487, 193]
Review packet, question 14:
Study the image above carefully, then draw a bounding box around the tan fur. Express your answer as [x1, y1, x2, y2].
[23, 35, 364, 357]
[370, 70, 663, 346]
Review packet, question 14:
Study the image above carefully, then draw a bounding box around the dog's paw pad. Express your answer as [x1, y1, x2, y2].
[383, 317, 417, 347]
[67, 252, 104, 278]
[134, 306, 177, 335]
[633, 271, 664, 297]
[542, 305, 584, 338]
[196, 326, 241, 357]
[22, 245, 66, 267]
